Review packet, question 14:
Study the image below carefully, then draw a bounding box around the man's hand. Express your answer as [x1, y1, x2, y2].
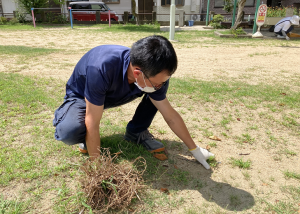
[85, 98, 104, 160]
[190, 146, 214, 169]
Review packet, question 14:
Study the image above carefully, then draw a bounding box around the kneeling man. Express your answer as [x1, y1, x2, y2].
[53, 35, 214, 169]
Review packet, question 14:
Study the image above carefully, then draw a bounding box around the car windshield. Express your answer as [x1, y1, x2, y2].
[103, 4, 110, 10]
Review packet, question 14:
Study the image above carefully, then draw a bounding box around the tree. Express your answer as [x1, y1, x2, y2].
[230, 0, 247, 30]
[223, 0, 234, 13]
[17, 0, 65, 14]
[17, 0, 48, 14]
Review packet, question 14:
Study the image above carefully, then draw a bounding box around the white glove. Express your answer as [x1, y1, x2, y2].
[190, 145, 214, 169]
[286, 36, 290, 40]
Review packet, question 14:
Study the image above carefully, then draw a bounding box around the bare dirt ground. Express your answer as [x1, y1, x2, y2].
[0, 27, 299, 213]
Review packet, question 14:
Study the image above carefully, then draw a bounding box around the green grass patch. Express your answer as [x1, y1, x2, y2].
[236, 133, 255, 145]
[169, 78, 300, 109]
[283, 170, 300, 180]
[264, 200, 299, 214]
[229, 157, 251, 169]
[207, 156, 218, 168]
[0, 45, 58, 56]
[0, 194, 30, 213]
[89, 23, 161, 33]
[280, 185, 300, 200]
[0, 24, 42, 30]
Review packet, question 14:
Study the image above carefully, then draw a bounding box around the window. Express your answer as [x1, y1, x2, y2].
[175, 0, 184, 5]
[91, 4, 105, 10]
[161, 0, 185, 6]
[71, 4, 90, 9]
[102, 0, 120, 4]
[245, 0, 255, 6]
[214, 0, 224, 7]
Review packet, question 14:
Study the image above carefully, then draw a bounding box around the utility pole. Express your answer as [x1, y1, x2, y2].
[169, 0, 175, 40]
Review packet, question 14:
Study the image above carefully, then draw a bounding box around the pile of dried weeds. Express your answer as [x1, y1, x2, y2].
[80, 148, 146, 212]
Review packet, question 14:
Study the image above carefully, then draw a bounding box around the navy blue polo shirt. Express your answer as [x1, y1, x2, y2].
[65, 45, 168, 109]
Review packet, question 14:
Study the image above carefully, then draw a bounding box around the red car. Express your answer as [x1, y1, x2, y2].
[69, 1, 119, 21]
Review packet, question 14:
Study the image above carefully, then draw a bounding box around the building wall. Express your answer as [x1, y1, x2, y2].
[105, 0, 132, 21]
[156, 0, 202, 21]
[2, 0, 17, 16]
[281, 0, 300, 7]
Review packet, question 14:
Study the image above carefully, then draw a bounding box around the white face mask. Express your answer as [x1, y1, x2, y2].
[134, 73, 156, 93]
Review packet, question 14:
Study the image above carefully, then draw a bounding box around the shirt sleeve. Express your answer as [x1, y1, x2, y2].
[282, 22, 291, 32]
[149, 80, 169, 101]
[84, 65, 109, 106]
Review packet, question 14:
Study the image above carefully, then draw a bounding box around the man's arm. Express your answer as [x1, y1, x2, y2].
[85, 98, 104, 160]
[150, 97, 196, 150]
[150, 97, 213, 169]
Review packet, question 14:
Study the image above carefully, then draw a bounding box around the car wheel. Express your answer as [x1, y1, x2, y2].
[110, 18, 116, 21]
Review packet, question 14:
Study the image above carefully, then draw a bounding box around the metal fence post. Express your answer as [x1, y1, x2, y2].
[31, 8, 36, 28]
[109, 10, 111, 27]
[152, 11, 156, 23]
[206, 0, 210, 26]
[231, 0, 238, 27]
[69, 8, 73, 29]
[252, 0, 261, 34]
[124, 11, 128, 24]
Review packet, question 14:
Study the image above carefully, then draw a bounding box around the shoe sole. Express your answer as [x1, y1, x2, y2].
[124, 136, 166, 153]
[78, 147, 88, 154]
[149, 147, 165, 153]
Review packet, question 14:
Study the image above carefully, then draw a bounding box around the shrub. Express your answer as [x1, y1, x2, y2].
[209, 14, 225, 29]
[223, 0, 234, 13]
[46, 12, 55, 23]
[0, 17, 8, 25]
[9, 18, 19, 25]
[15, 11, 27, 23]
[56, 14, 68, 24]
[16, 0, 48, 15]
[267, 6, 298, 17]
[230, 27, 247, 35]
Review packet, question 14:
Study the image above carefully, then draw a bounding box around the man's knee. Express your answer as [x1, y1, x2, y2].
[55, 121, 86, 145]
[53, 97, 86, 145]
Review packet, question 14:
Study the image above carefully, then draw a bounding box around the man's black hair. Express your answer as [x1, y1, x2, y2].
[130, 35, 178, 77]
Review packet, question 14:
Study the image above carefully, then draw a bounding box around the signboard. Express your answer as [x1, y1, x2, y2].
[256, 4, 268, 26]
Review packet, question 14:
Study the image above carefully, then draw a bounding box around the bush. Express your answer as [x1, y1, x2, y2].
[223, 0, 234, 13]
[209, 14, 225, 29]
[17, 0, 48, 15]
[46, 12, 55, 23]
[230, 27, 247, 36]
[0, 16, 8, 25]
[56, 14, 68, 24]
[9, 18, 19, 25]
[267, 6, 298, 17]
[15, 11, 27, 23]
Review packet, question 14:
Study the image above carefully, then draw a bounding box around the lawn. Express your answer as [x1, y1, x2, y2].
[0, 23, 300, 214]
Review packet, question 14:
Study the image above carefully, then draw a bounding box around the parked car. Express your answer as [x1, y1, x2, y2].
[69, 1, 119, 21]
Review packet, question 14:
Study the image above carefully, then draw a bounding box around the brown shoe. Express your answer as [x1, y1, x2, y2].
[78, 143, 88, 153]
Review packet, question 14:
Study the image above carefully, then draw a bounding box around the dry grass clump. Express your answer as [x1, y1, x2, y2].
[81, 148, 146, 212]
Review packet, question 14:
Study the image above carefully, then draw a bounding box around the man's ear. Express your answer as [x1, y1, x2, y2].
[133, 68, 142, 79]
